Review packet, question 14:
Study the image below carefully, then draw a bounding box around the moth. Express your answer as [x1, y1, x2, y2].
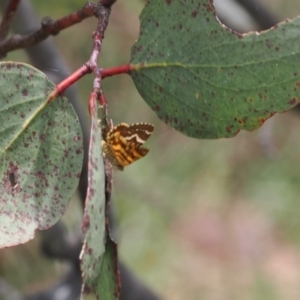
[101, 122, 154, 170]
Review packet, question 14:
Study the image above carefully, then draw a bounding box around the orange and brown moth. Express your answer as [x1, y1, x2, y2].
[101, 122, 154, 170]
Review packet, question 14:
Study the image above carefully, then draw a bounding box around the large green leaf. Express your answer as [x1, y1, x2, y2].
[0, 62, 83, 247]
[130, 0, 300, 138]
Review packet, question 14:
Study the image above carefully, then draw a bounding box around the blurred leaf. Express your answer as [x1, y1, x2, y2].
[0, 62, 83, 248]
[81, 99, 106, 298]
[130, 0, 300, 138]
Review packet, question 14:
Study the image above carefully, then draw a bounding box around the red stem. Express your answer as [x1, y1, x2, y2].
[101, 64, 132, 78]
[50, 63, 133, 102]
[47, 64, 91, 102]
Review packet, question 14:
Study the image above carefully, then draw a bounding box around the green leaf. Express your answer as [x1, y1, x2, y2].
[130, 0, 300, 138]
[81, 100, 106, 298]
[0, 62, 83, 247]
[97, 234, 120, 300]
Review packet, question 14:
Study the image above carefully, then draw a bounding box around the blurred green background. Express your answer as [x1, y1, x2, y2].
[2, 0, 300, 299]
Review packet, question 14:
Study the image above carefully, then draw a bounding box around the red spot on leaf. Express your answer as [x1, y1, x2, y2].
[22, 89, 28, 96]
[226, 125, 234, 133]
[206, 1, 214, 12]
[288, 98, 297, 105]
[191, 10, 199, 18]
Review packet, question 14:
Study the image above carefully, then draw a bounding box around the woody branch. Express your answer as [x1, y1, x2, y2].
[0, 0, 116, 57]
[0, 0, 21, 41]
[87, 3, 110, 113]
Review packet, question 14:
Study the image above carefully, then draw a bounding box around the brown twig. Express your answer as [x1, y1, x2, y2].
[87, 3, 111, 108]
[0, 0, 21, 41]
[0, 2, 96, 56]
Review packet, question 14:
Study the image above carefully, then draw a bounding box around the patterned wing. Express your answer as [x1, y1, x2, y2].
[103, 123, 154, 170]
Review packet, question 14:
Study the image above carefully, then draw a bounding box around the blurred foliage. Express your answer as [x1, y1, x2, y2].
[2, 0, 300, 299]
